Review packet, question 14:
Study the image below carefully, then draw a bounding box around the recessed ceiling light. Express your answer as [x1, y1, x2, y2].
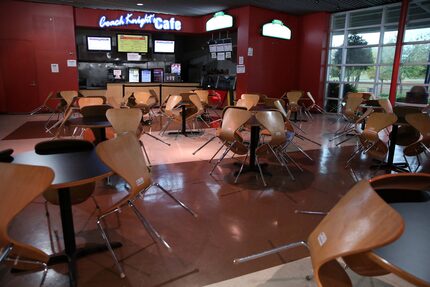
[136, 3, 144, 6]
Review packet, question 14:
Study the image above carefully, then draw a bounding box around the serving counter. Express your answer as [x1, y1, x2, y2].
[106, 82, 200, 106]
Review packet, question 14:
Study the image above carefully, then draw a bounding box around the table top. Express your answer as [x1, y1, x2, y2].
[12, 150, 112, 189]
[68, 117, 112, 129]
[372, 199, 430, 286]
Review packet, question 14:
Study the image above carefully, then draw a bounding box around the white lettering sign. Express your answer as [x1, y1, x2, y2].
[99, 13, 182, 31]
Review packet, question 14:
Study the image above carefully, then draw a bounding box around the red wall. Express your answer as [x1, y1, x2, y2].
[0, 0, 78, 113]
[297, 12, 330, 107]
[0, 1, 330, 112]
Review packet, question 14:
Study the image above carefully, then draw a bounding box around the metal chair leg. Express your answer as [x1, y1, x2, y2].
[210, 143, 234, 175]
[193, 136, 216, 155]
[96, 218, 126, 278]
[152, 183, 198, 218]
[209, 141, 227, 163]
[233, 241, 308, 264]
[255, 156, 267, 187]
[294, 210, 327, 215]
[127, 201, 172, 250]
[143, 131, 171, 146]
[234, 153, 248, 184]
[139, 140, 151, 167]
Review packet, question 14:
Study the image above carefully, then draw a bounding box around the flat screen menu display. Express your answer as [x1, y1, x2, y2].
[87, 36, 112, 51]
[117, 34, 148, 53]
[153, 40, 175, 53]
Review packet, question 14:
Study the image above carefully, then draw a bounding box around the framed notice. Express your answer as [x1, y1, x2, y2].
[217, 52, 225, 61]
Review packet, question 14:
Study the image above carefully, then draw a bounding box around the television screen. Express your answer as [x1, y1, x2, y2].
[141, 69, 151, 83]
[87, 36, 112, 51]
[171, 63, 181, 75]
[128, 68, 140, 83]
[117, 34, 148, 53]
[153, 40, 175, 53]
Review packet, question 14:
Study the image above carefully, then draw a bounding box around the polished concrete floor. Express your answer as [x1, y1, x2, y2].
[0, 111, 428, 287]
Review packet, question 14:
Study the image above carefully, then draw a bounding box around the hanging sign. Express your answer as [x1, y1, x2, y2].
[99, 13, 182, 31]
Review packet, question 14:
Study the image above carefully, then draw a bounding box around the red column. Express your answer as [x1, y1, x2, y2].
[388, 0, 409, 105]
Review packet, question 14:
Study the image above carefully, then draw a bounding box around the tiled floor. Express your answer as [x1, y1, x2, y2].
[0, 111, 428, 287]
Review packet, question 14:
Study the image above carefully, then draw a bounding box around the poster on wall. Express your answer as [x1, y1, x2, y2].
[225, 52, 231, 59]
[237, 65, 245, 74]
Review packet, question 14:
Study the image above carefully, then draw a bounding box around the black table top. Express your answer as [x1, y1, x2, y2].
[12, 150, 112, 189]
[373, 200, 430, 285]
[68, 117, 111, 128]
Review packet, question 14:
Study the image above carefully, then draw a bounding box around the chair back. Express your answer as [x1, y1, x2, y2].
[106, 108, 142, 136]
[96, 133, 152, 212]
[35, 139, 94, 155]
[42, 91, 55, 106]
[286, 91, 303, 105]
[255, 110, 286, 147]
[165, 95, 182, 117]
[347, 92, 373, 100]
[78, 96, 105, 108]
[306, 92, 317, 105]
[377, 99, 393, 113]
[219, 108, 252, 142]
[344, 97, 363, 119]
[193, 90, 209, 104]
[0, 163, 54, 269]
[370, 173, 430, 192]
[241, 94, 260, 108]
[134, 92, 152, 105]
[189, 93, 204, 112]
[80, 104, 112, 119]
[405, 113, 430, 140]
[59, 90, 78, 106]
[362, 112, 397, 142]
[307, 180, 404, 287]
[235, 99, 251, 110]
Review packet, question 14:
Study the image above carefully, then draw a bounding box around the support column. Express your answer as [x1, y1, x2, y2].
[388, 0, 409, 105]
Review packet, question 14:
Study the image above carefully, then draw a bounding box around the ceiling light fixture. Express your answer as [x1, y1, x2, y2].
[261, 19, 291, 40]
[136, 3, 144, 6]
[206, 11, 233, 32]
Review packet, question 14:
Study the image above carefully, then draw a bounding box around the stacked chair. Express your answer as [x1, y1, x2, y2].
[274, 100, 321, 161]
[95, 132, 197, 278]
[284, 91, 304, 119]
[160, 93, 205, 136]
[346, 112, 398, 170]
[302, 92, 325, 119]
[330, 96, 364, 144]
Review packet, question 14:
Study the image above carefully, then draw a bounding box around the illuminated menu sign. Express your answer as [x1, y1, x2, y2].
[99, 13, 182, 31]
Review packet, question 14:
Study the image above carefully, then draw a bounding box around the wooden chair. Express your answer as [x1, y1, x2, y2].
[159, 95, 182, 135]
[303, 92, 325, 116]
[234, 180, 404, 287]
[274, 100, 321, 161]
[377, 99, 393, 113]
[342, 173, 430, 280]
[130, 91, 157, 119]
[346, 112, 398, 168]
[249, 110, 295, 184]
[45, 91, 79, 134]
[0, 162, 54, 286]
[106, 108, 170, 167]
[191, 89, 212, 125]
[330, 97, 364, 143]
[192, 106, 247, 158]
[403, 113, 430, 171]
[210, 108, 252, 176]
[241, 93, 260, 108]
[34, 139, 100, 228]
[285, 91, 304, 116]
[95, 132, 197, 278]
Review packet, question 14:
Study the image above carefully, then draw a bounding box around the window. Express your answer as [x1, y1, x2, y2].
[325, 0, 430, 112]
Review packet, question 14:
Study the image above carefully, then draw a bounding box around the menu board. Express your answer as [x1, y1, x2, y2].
[117, 34, 148, 53]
